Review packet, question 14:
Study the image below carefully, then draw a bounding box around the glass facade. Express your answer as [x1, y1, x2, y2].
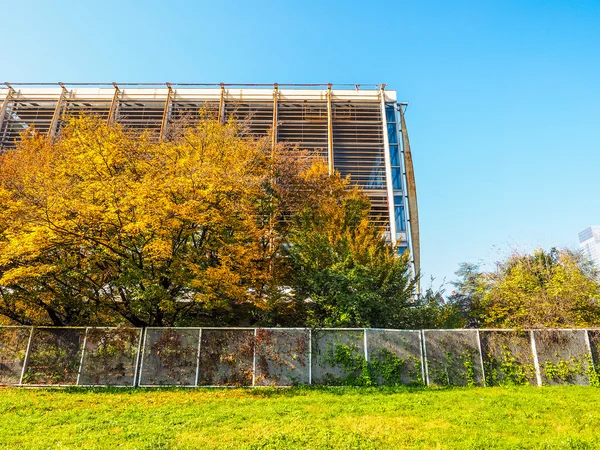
[385, 103, 408, 250]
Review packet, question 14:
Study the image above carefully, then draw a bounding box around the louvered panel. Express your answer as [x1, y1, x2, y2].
[368, 194, 391, 229]
[332, 102, 385, 190]
[224, 101, 273, 138]
[277, 102, 328, 160]
[57, 98, 112, 133]
[115, 96, 165, 137]
[0, 99, 57, 149]
[169, 100, 220, 123]
[332, 101, 388, 229]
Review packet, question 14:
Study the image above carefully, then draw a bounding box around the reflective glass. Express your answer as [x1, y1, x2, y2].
[395, 205, 406, 232]
[387, 124, 398, 144]
[389, 145, 400, 166]
[385, 104, 396, 123]
[392, 168, 403, 190]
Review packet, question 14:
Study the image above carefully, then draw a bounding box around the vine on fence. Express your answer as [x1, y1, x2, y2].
[484, 345, 535, 386]
[428, 350, 477, 387]
[254, 329, 309, 386]
[321, 342, 423, 386]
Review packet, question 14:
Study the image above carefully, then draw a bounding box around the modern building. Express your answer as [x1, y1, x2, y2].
[0, 82, 419, 275]
[579, 226, 600, 269]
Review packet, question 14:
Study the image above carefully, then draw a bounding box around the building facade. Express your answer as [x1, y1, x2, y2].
[0, 83, 419, 274]
[579, 226, 600, 269]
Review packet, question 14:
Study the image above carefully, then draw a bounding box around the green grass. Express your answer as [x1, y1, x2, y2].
[0, 386, 598, 449]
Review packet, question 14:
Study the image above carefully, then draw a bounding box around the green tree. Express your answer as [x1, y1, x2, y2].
[284, 172, 417, 328]
[480, 248, 600, 328]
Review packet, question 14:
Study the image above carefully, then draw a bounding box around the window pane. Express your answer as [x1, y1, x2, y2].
[387, 124, 398, 144]
[392, 168, 403, 190]
[385, 104, 396, 123]
[389, 145, 400, 166]
[395, 205, 406, 232]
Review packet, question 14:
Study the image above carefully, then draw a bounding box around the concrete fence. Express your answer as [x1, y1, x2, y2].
[0, 326, 598, 387]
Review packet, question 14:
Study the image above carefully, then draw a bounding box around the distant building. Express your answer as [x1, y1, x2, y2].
[579, 226, 600, 268]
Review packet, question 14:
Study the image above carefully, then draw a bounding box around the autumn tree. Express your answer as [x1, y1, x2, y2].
[0, 115, 303, 326]
[0, 114, 418, 327]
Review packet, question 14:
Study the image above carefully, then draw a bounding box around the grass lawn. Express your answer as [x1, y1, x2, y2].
[0, 386, 597, 449]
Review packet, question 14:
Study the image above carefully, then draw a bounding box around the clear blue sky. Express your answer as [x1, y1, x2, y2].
[3, 0, 600, 289]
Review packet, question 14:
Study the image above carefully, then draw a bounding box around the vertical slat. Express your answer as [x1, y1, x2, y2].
[399, 105, 421, 285]
[0, 87, 14, 143]
[379, 88, 397, 243]
[272, 84, 278, 150]
[159, 84, 173, 141]
[107, 83, 120, 125]
[218, 83, 225, 124]
[326, 84, 334, 174]
[48, 84, 67, 137]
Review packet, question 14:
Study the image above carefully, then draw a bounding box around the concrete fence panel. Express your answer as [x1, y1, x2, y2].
[0, 327, 31, 385]
[1, 326, 599, 387]
[310, 329, 366, 385]
[479, 330, 537, 386]
[22, 328, 86, 386]
[139, 328, 200, 386]
[532, 329, 591, 386]
[254, 328, 310, 386]
[423, 330, 485, 386]
[198, 329, 255, 386]
[366, 329, 423, 385]
[78, 327, 142, 387]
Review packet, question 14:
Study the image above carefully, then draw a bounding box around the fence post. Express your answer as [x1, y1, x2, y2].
[530, 330, 542, 387]
[421, 330, 430, 386]
[476, 329, 486, 386]
[19, 327, 35, 386]
[252, 328, 257, 387]
[363, 328, 368, 362]
[131, 328, 144, 387]
[76, 327, 89, 386]
[308, 328, 312, 385]
[194, 328, 202, 387]
[584, 329, 595, 373]
[136, 328, 149, 387]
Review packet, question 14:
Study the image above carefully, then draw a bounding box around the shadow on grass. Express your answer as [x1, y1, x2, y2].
[23, 384, 496, 398]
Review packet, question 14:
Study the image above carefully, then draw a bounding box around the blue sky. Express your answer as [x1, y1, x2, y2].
[3, 0, 600, 288]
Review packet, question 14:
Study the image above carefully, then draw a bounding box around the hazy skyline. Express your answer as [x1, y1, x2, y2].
[2, 0, 599, 287]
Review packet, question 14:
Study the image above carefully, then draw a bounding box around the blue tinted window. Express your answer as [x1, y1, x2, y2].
[387, 124, 398, 144]
[392, 168, 403, 190]
[397, 245, 407, 255]
[385, 104, 396, 123]
[395, 204, 406, 232]
[389, 145, 400, 166]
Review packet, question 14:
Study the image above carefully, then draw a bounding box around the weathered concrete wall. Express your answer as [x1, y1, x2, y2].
[0, 327, 597, 387]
